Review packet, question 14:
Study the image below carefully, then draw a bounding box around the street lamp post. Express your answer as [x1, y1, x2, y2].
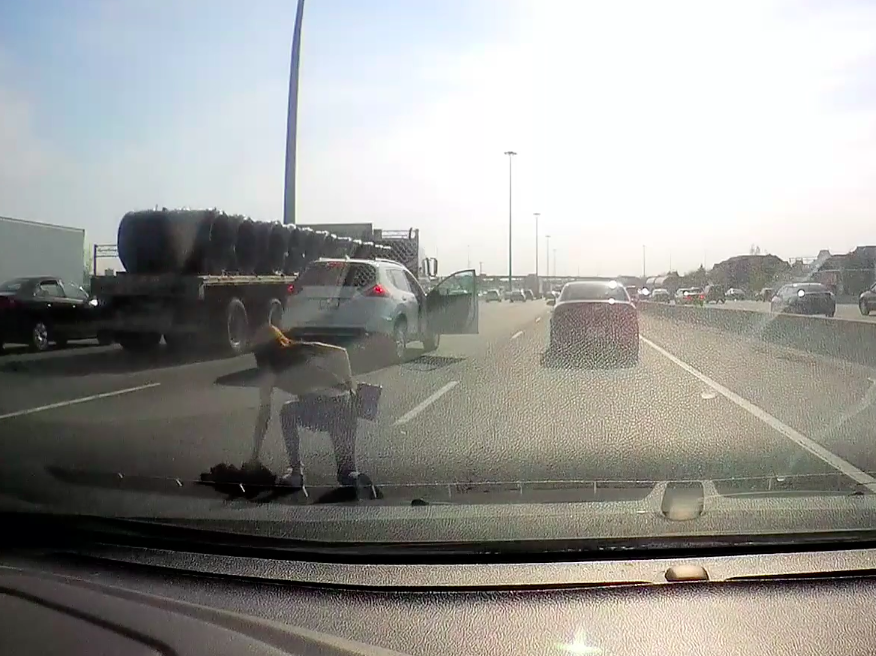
[553, 248, 557, 277]
[283, 0, 307, 225]
[504, 151, 517, 291]
[533, 212, 540, 280]
[545, 235, 551, 286]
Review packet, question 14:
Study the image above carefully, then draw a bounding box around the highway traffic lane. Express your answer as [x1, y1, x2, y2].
[0, 302, 540, 484]
[718, 300, 873, 322]
[0, 305, 861, 497]
[0, 298, 545, 418]
[640, 313, 876, 482]
[348, 311, 858, 490]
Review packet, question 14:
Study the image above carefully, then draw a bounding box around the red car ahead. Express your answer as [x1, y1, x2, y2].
[548, 280, 639, 365]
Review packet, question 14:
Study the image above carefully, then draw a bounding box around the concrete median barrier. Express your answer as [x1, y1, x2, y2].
[639, 302, 876, 367]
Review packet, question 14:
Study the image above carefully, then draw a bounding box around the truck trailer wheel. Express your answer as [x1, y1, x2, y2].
[117, 332, 161, 353]
[221, 297, 250, 356]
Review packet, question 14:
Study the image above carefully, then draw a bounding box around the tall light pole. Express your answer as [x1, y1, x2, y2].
[283, 0, 307, 225]
[533, 212, 540, 280]
[545, 234, 551, 286]
[642, 244, 646, 278]
[553, 248, 557, 277]
[504, 151, 516, 291]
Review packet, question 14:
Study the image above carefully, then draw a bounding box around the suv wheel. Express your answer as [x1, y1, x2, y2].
[389, 319, 407, 363]
[30, 322, 50, 352]
[861, 300, 870, 316]
[422, 332, 440, 352]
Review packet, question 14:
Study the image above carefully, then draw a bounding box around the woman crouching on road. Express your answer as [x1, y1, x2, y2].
[249, 324, 378, 498]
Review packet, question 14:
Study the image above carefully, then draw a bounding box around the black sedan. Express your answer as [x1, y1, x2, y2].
[0, 277, 111, 352]
[770, 282, 836, 317]
[547, 280, 639, 365]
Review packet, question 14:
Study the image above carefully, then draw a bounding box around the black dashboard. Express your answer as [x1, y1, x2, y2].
[2, 544, 875, 656]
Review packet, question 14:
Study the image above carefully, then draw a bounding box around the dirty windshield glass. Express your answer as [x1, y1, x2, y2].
[2, 0, 876, 555]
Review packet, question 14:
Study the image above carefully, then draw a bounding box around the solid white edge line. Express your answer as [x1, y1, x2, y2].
[535, 317, 542, 323]
[511, 330, 524, 340]
[394, 381, 459, 426]
[640, 336, 876, 491]
[0, 383, 162, 421]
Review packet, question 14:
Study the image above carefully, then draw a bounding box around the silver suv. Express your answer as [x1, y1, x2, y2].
[284, 258, 479, 362]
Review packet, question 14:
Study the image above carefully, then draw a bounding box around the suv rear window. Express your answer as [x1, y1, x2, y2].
[560, 282, 629, 302]
[296, 262, 377, 289]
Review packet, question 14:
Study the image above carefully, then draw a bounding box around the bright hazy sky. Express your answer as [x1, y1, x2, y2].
[3, 0, 876, 276]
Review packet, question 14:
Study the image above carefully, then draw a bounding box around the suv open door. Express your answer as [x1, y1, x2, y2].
[426, 269, 479, 334]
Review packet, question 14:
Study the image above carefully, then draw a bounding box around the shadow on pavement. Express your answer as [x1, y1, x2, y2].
[4, 339, 468, 380]
[214, 346, 457, 389]
[0, 341, 100, 358]
[399, 354, 466, 372]
[539, 349, 637, 371]
[0, 345, 235, 377]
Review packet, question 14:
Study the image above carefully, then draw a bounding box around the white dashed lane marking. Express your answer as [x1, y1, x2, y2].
[511, 331, 524, 340]
[0, 383, 162, 421]
[641, 336, 876, 492]
[394, 381, 459, 426]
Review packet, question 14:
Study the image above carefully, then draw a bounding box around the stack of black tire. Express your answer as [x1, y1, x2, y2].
[117, 208, 388, 276]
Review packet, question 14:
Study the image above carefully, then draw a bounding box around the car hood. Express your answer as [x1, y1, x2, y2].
[0, 460, 874, 545]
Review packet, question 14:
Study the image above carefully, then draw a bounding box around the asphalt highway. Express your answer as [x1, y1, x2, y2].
[1, 299, 875, 497]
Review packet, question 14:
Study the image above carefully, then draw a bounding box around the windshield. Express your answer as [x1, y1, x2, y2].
[4, 1, 876, 562]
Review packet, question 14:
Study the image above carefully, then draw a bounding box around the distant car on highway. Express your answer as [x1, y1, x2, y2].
[547, 280, 638, 365]
[0, 276, 112, 352]
[509, 289, 526, 303]
[858, 284, 876, 315]
[704, 284, 726, 304]
[650, 288, 671, 303]
[770, 282, 836, 317]
[675, 288, 705, 306]
[485, 289, 502, 303]
[726, 287, 746, 301]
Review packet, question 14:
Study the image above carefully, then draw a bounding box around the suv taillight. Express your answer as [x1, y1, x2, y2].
[367, 284, 389, 297]
[287, 284, 299, 295]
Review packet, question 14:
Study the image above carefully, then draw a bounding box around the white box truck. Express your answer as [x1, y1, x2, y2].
[0, 216, 86, 287]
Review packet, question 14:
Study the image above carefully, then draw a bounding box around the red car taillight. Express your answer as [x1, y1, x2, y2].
[366, 284, 389, 297]
[699, 294, 705, 301]
[286, 284, 299, 295]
